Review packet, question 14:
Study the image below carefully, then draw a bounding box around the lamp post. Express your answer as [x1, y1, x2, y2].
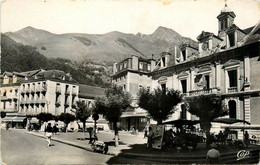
[92, 112, 99, 140]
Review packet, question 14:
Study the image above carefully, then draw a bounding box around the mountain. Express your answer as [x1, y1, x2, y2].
[5, 26, 197, 62]
[1, 34, 110, 88]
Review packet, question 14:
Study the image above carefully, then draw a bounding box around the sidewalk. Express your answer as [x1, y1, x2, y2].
[25, 130, 260, 164]
[25, 130, 147, 156]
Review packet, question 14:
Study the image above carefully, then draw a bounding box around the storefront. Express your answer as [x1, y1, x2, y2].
[1, 116, 26, 129]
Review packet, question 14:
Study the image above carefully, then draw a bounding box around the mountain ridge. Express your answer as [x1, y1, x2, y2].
[5, 26, 198, 62]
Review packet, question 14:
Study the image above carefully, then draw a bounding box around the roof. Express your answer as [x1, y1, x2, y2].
[20, 69, 43, 77]
[243, 26, 254, 34]
[78, 84, 105, 99]
[197, 31, 222, 41]
[34, 69, 78, 83]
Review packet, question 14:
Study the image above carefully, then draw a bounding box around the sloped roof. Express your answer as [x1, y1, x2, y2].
[78, 84, 105, 99]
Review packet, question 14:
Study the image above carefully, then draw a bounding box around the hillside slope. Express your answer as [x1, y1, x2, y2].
[5, 26, 197, 62]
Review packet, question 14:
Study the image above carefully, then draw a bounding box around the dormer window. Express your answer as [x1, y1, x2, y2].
[181, 50, 186, 61]
[228, 32, 235, 47]
[124, 61, 127, 68]
[161, 57, 166, 67]
[148, 64, 151, 71]
[139, 62, 143, 69]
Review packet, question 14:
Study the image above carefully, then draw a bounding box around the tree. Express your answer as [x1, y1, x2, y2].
[184, 94, 228, 147]
[94, 84, 132, 146]
[59, 113, 75, 132]
[37, 112, 53, 123]
[76, 101, 92, 137]
[138, 87, 183, 124]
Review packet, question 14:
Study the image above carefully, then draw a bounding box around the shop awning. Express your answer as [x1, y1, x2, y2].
[30, 117, 39, 123]
[121, 113, 147, 118]
[1, 116, 15, 122]
[221, 125, 260, 130]
[12, 116, 26, 122]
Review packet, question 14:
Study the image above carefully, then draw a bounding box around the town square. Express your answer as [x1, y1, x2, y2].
[1, 0, 260, 164]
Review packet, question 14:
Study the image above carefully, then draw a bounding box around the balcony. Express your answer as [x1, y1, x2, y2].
[36, 86, 47, 92]
[72, 101, 77, 108]
[228, 87, 238, 93]
[189, 87, 220, 96]
[64, 102, 70, 107]
[72, 89, 77, 96]
[56, 86, 61, 94]
[65, 90, 70, 95]
[0, 108, 18, 113]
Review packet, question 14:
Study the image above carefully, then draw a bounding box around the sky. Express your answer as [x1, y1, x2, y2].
[1, 0, 260, 40]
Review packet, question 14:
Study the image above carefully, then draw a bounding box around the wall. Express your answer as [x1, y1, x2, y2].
[250, 56, 260, 90]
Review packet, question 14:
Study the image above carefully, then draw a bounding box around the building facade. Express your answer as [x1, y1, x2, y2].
[112, 55, 156, 131]
[112, 5, 260, 138]
[0, 69, 80, 128]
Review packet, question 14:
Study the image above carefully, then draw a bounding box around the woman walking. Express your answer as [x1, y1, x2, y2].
[45, 123, 53, 147]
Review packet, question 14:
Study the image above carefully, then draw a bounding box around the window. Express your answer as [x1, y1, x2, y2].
[228, 70, 237, 87]
[120, 64, 123, 70]
[139, 62, 143, 69]
[161, 83, 166, 92]
[205, 75, 210, 89]
[148, 64, 151, 71]
[228, 33, 235, 47]
[161, 57, 166, 67]
[182, 50, 186, 61]
[229, 100, 236, 119]
[124, 61, 127, 68]
[181, 80, 187, 93]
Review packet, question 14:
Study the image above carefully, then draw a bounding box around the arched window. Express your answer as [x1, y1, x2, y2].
[229, 100, 236, 118]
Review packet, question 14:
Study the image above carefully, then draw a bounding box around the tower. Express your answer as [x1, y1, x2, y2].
[217, 4, 236, 37]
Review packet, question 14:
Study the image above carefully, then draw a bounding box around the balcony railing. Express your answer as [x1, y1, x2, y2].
[72, 89, 77, 96]
[228, 87, 238, 93]
[36, 86, 47, 92]
[65, 90, 70, 95]
[56, 86, 61, 93]
[189, 87, 220, 96]
[0, 108, 18, 112]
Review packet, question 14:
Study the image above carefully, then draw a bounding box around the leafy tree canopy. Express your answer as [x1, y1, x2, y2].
[94, 84, 132, 123]
[59, 113, 75, 125]
[76, 101, 92, 122]
[138, 87, 182, 124]
[184, 94, 228, 122]
[37, 112, 53, 122]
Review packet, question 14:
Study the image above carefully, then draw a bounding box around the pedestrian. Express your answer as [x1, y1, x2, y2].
[53, 124, 58, 135]
[45, 123, 53, 147]
[146, 127, 154, 150]
[206, 144, 220, 164]
[244, 131, 250, 148]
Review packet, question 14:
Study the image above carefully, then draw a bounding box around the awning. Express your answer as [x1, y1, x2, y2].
[221, 125, 260, 130]
[1, 116, 15, 122]
[121, 113, 147, 118]
[30, 117, 39, 123]
[12, 116, 26, 122]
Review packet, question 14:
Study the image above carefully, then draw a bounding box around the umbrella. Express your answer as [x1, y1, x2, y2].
[213, 118, 250, 125]
[163, 119, 200, 125]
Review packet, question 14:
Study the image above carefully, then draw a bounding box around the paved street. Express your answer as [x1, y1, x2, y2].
[1, 129, 112, 164]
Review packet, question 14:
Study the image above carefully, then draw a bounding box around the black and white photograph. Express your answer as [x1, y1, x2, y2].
[1, 0, 260, 164]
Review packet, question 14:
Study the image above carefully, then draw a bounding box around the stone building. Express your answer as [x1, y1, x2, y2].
[113, 4, 260, 139]
[0, 69, 79, 128]
[112, 55, 156, 131]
